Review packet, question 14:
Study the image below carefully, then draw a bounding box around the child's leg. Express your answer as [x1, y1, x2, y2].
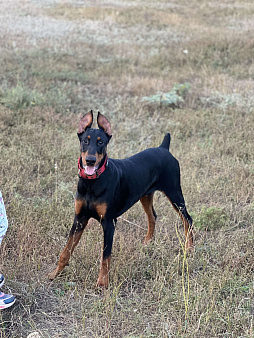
[0, 190, 8, 245]
[0, 191, 15, 309]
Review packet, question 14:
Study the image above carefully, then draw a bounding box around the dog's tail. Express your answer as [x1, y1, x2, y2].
[159, 133, 171, 150]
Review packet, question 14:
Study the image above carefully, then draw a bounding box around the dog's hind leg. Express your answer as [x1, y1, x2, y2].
[140, 193, 157, 244]
[163, 187, 193, 250]
[164, 192, 193, 250]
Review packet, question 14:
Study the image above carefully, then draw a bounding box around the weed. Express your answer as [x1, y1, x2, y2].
[192, 206, 229, 231]
[141, 83, 190, 107]
[200, 91, 254, 111]
[0, 83, 44, 109]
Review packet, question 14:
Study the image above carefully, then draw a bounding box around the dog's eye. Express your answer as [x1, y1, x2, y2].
[83, 139, 89, 145]
[98, 140, 104, 146]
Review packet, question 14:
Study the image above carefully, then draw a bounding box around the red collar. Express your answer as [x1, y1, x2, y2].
[78, 155, 108, 179]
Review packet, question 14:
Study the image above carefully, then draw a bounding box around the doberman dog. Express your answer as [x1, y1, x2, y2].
[49, 111, 193, 287]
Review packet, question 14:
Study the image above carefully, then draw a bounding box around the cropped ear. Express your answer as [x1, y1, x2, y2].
[97, 112, 112, 137]
[77, 110, 93, 134]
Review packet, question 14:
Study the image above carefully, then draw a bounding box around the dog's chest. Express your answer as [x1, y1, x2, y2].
[76, 184, 108, 220]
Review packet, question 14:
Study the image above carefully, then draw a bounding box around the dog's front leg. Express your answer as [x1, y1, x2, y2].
[97, 219, 115, 288]
[49, 214, 88, 280]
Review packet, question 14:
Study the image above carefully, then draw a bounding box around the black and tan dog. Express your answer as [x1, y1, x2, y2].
[49, 111, 193, 287]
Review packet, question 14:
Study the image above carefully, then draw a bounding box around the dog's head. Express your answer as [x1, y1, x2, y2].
[77, 111, 112, 176]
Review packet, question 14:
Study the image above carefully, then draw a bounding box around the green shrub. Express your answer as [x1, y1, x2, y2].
[141, 83, 190, 107]
[0, 83, 45, 109]
[200, 92, 253, 110]
[192, 206, 229, 231]
[0, 83, 71, 112]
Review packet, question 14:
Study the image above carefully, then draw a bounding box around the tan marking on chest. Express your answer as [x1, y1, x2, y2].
[94, 203, 107, 219]
[75, 199, 85, 215]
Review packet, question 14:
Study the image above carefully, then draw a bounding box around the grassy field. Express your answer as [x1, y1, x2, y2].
[0, 0, 254, 336]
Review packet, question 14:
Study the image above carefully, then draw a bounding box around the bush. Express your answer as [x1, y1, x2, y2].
[141, 83, 190, 107]
[192, 206, 229, 231]
[0, 83, 45, 109]
[0, 83, 71, 112]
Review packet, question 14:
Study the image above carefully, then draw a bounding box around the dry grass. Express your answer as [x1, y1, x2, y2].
[0, 0, 254, 337]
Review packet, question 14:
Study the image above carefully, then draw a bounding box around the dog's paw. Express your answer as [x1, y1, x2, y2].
[48, 270, 58, 281]
[143, 235, 154, 245]
[185, 235, 194, 252]
[185, 243, 194, 252]
[96, 276, 109, 289]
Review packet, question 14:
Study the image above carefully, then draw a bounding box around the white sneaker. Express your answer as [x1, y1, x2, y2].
[0, 291, 16, 309]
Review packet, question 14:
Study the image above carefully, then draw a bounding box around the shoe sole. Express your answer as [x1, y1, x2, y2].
[0, 298, 16, 309]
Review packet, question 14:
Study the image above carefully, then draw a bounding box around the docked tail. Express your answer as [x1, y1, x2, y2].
[159, 133, 171, 150]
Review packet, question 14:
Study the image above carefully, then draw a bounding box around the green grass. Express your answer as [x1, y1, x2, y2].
[0, 0, 254, 337]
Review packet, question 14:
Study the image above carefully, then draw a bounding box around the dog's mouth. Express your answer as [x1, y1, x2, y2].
[84, 164, 99, 176]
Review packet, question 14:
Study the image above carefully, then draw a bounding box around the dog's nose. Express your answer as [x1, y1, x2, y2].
[86, 156, 96, 166]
